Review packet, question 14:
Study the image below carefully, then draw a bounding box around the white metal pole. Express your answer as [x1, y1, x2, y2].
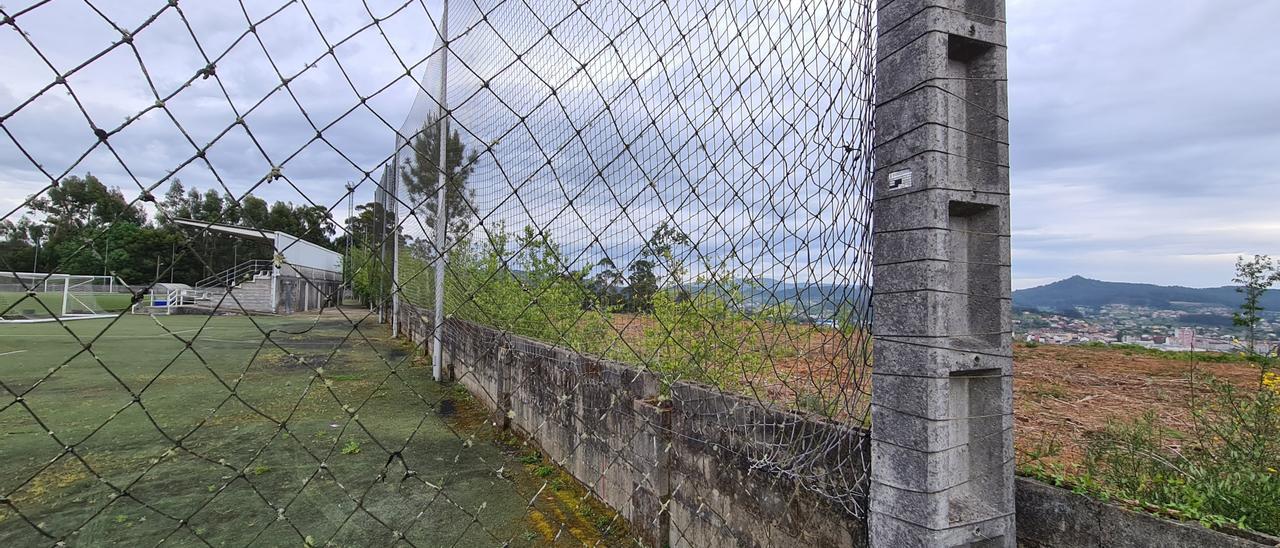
[431, 0, 450, 382]
[62, 277, 70, 317]
[392, 179, 402, 335]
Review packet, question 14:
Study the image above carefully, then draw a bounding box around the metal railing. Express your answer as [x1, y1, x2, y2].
[194, 259, 273, 289]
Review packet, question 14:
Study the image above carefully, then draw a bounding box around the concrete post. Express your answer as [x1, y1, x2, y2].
[869, 1, 1012, 547]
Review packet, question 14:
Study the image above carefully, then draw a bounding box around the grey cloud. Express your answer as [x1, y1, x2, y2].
[5, 0, 1268, 291]
[1008, 0, 1280, 288]
[0, 0, 445, 219]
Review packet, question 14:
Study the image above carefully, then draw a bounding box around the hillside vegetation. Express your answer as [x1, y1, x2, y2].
[1014, 275, 1280, 310]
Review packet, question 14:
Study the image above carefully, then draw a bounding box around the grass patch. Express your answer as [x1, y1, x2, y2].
[340, 440, 362, 455]
[0, 314, 543, 545]
[1021, 373, 1280, 536]
[1077, 341, 1262, 365]
[326, 374, 362, 382]
[0, 291, 133, 319]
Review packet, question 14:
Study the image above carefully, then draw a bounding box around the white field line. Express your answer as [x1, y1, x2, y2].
[0, 328, 203, 339]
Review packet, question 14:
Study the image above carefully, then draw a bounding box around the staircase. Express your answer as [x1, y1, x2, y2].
[195, 259, 273, 290]
[135, 260, 276, 315]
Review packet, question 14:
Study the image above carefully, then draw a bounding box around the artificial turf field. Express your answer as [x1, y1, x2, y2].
[0, 312, 575, 547]
[0, 292, 134, 320]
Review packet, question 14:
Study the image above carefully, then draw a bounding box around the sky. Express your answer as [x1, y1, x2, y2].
[1, 0, 1276, 290]
[1007, 0, 1280, 289]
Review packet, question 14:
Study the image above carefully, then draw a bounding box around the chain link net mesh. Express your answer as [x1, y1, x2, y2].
[1, 0, 876, 545]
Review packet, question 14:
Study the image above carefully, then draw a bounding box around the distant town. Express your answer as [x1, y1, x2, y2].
[1015, 303, 1280, 353]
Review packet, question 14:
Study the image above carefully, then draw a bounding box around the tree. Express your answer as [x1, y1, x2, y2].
[54, 222, 172, 283]
[185, 188, 205, 221]
[627, 222, 690, 312]
[336, 202, 395, 250]
[199, 189, 224, 222]
[160, 180, 189, 220]
[400, 116, 479, 248]
[294, 205, 336, 248]
[1233, 255, 1280, 356]
[24, 174, 150, 278]
[266, 201, 299, 236]
[591, 257, 629, 309]
[29, 173, 143, 239]
[0, 218, 45, 273]
[240, 195, 269, 228]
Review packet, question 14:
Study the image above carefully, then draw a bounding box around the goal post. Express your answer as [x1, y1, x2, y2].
[0, 272, 132, 323]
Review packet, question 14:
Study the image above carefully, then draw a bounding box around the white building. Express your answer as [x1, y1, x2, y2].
[164, 219, 344, 314]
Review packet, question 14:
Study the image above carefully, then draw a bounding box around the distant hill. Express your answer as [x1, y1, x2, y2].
[1012, 275, 1280, 311]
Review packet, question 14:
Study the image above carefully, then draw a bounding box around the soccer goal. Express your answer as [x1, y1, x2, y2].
[0, 272, 133, 323]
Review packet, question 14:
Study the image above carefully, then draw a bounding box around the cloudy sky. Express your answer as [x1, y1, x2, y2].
[1, 0, 1276, 290]
[1007, 0, 1280, 289]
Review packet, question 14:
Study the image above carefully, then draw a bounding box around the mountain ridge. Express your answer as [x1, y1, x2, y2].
[1012, 275, 1280, 311]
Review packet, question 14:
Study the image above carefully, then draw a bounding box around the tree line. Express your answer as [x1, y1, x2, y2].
[5, 115, 699, 310]
[0, 174, 388, 286]
[352, 114, 703, 315]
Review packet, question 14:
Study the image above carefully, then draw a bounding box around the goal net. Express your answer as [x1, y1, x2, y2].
[0, 273, 132, 323]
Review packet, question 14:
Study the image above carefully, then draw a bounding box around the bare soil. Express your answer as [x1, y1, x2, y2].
[1013, 343, 1260, 469]
[605, 313, 1264, 469]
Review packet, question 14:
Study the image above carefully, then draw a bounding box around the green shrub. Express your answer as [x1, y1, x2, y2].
[1082, 376, 1280, 534]
[641, 273, 762, 390]
[438, 226, 612, 356]
[348, 245, 394, 306]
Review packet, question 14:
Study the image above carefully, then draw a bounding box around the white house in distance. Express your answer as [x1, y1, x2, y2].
[167, 218, 343, 315]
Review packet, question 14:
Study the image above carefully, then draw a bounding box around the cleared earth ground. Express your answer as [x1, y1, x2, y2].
[602, 313, 1261, 470]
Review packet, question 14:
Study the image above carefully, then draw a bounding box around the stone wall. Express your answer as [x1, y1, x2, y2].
[395, 305, 1279, 548]
[440, 317, 669, 542]
[1015, 477, 1280, 548]
[664, 382, 869, 547]
[397, 306, 867, 547]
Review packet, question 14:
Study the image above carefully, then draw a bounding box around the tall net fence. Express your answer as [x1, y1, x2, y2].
[1, 0, 876, 545]
[388, 0, 877, 517]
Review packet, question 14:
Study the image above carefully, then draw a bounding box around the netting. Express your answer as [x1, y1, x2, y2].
[388, 0, 877, 516]
[0, 0, 877, 545]
[0, 273, 130, 322]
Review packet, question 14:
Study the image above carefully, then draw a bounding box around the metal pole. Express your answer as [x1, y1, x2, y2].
[61, 276, 70, 317]
[392, 178, 401, 335]
[346, 182, 354, 285]
[431, 0, 450, 382]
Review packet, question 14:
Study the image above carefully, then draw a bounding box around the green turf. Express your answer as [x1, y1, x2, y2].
[0, 313, 542, 546]
[0, 292, 133, 319]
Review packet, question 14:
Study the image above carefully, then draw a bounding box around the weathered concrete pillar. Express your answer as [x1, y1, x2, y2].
[869, 1, 1012, 547]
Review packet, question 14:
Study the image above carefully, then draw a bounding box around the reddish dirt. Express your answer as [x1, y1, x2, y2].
[605, 313, 1265, 469]
[1013, 344, 1261, 469]
[607, 313, 870, 411]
